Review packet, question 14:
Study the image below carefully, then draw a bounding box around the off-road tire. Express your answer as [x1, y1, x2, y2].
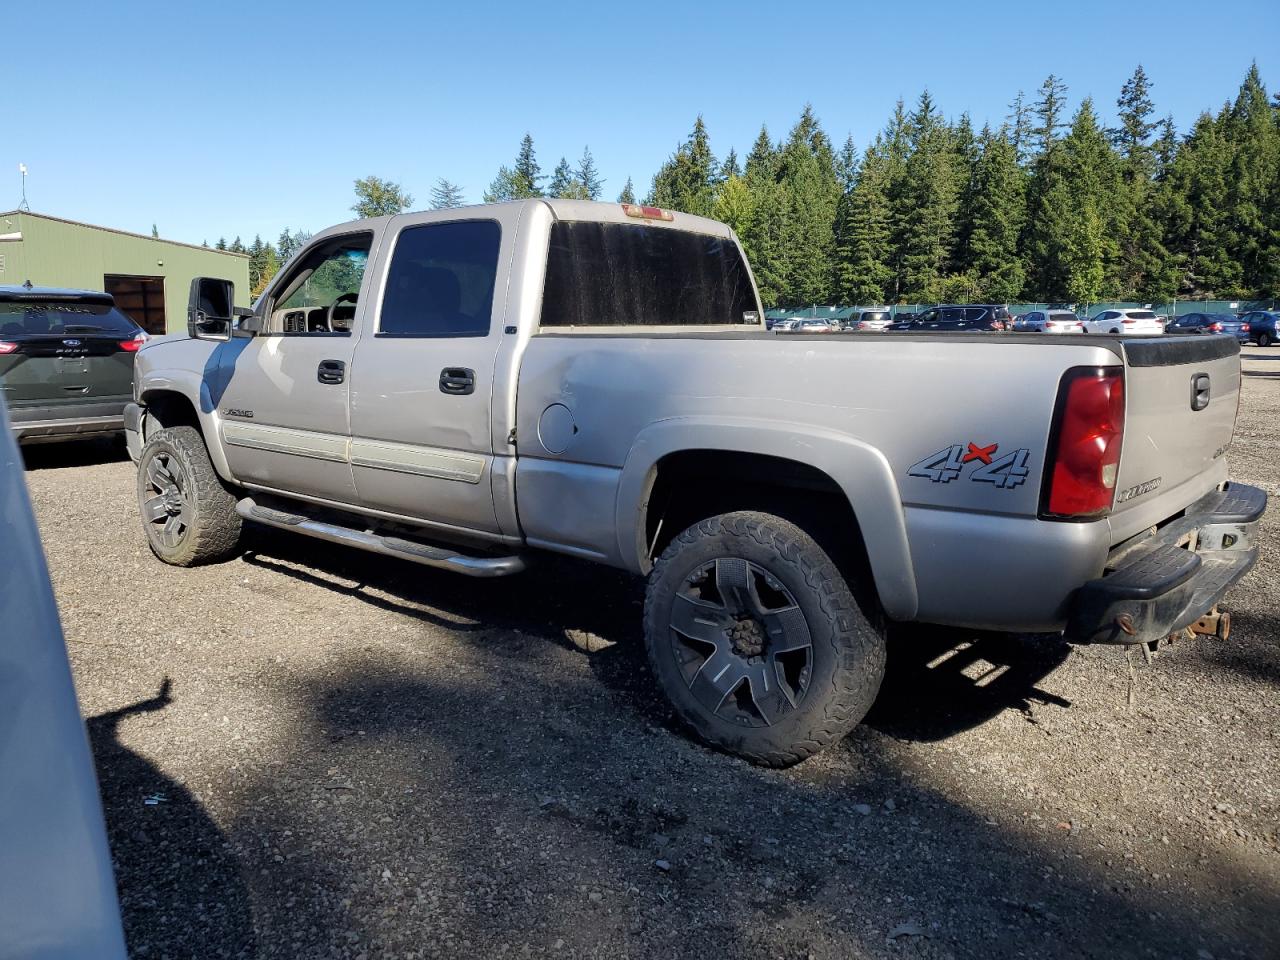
[644, 511, 886, 767]
[137, 426, 242, 566]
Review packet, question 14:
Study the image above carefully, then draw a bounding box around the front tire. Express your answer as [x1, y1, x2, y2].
[137, 426, 242, 566]
[1258, 332, 1272, 348]
[643, 511, 886, 767]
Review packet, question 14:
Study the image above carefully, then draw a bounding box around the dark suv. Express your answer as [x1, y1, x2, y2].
[0, 286, 147, 443]
[887, 304, 1012, 332]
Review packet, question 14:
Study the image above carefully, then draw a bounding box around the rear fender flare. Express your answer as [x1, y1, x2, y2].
[614, 416, 918, 621]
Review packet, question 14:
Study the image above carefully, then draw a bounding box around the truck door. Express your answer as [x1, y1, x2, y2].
[347, 212, 513, 536]
[212, 231, 374, 504]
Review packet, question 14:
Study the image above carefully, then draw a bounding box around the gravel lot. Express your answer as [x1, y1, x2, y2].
[23, 352, 1280, 960]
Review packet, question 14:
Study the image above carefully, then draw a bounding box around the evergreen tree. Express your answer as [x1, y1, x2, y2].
[1007, 90, 1034, 167]
[836, 137, 895, 304]
[967, 126, 1027, 301]
[1032, 74, 1070, 155]
[215, 237, 227, 251]
[775, 105, 840, 305]
[151, 223, 159, 238]
[230, 236, 245, 254]
[899, 91, 960, 301]
[548, 157, 574, 198]
[1060, 98, 1120, 304]
[618, 177, 636, 204]
[485, 134, 544, 201]
[740, 127, 786, 307]
[647, 116, 717, 217]
[1112, 66, 1172, 298]
[719, 148, 741, 181]
[712, 174, 754, 239]
[430, 179, 465, 209]
[1224, 63, 1280, 295]
[514, 133, 544, 195]
[575, 146, 604, 200]
[352, 175, 413, 217]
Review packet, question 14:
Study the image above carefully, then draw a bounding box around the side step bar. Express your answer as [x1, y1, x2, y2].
[235, 497, 526, 578]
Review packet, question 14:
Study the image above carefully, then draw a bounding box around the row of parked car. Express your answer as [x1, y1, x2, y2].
[770, 305, 1280, 344]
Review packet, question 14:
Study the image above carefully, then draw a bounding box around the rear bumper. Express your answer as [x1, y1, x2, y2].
[1065, 482, 1266, 644]
[9, 399, 128, 443]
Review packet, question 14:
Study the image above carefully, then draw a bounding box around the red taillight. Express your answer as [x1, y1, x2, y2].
[857, 321, 870, 330]
[1122, 318, 1136, 324]
[0, 341, 17, 355]
[117, 332, 148, 352]
[1208, 322, 1223, 333]
[1241, 323, 1250, 332]
[1042, 367, 1125, 519]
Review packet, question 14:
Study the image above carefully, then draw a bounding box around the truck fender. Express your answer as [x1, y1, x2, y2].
[614, 416, 919, 622]
[136, 368, 236, 483]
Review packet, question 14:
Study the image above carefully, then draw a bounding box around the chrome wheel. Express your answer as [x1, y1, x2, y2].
[141, 451, 191, 548]
[667, 558, 813, 728]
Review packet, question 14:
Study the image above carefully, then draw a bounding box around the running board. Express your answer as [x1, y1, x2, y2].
[235, 497, 526, 578]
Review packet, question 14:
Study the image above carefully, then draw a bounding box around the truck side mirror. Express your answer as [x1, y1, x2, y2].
[187, 277, 235, 341]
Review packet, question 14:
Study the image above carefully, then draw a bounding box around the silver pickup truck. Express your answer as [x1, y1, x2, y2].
[125, 199, 1265, 766]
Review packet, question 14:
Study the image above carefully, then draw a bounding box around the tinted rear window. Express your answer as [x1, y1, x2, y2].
[0, 300, 140, 336]
[540, 222, 758, 327]
[860, 311, 889, 322]
[1127, 311, 1157, 319]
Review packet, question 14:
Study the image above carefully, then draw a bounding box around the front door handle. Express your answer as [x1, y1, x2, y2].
[317, 359, 345, 385]
[439, 367, 475, 395]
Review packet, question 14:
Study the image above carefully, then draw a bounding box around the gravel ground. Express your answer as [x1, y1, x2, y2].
[23, 352, 1280, 960]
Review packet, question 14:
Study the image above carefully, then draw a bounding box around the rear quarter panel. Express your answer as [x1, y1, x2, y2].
[514, 332, 1125, 629]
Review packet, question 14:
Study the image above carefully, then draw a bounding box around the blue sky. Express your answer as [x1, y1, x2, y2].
[7, 0, 1277, 246]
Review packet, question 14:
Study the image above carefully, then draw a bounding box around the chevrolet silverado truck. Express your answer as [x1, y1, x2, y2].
[124, 199, 1266, 767]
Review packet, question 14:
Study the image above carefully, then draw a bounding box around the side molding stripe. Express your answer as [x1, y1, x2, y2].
[221, 422, 485, 483]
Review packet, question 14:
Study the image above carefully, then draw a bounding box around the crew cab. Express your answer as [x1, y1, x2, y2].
[124, 199, 1265, 767]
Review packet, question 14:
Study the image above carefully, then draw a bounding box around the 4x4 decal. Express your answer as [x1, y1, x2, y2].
[908, 442, 1030, 489]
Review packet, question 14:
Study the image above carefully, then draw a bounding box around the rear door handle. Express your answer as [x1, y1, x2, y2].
[439, 367, 475, 395]
[317, 359, 345, 385]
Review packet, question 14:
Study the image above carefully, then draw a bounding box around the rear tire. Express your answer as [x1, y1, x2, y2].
[137, 426, 242, 566]
[643, 511, 886, 767]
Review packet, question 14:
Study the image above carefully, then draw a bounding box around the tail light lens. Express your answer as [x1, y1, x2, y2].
[1241, 323, 1250, 332]
[0, 341, 17, 355]
[858, 321, 870, 330]
[1208, 322, 1223, 333]
[1041, 367, 1125, 519]
[117, 332, 148, 352]
[1122, 318, 1136, 324]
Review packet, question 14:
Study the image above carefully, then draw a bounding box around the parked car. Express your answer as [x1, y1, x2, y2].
[1082, 309, 1164, 335]
[886, 304, 1012, 332]
[1237, 310, 1278, 347]
[786, 319, 840, 333]
[0, 286, 147, 444]
[0, 399, 129, 959]
[125, 199, 1263, 767]
[1166, 312, 1252, 343]
[852, 307, 894, 331]
[1014, 310, 1085, 334]
[893, 311, 917, 325]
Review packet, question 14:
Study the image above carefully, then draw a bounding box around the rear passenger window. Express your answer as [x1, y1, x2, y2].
[540, 221, 758, 327]
[378, 221, 501, 337]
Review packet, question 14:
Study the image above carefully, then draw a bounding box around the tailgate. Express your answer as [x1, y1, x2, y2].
[1112, 336, 1239, 527]
[0, 337, 135, 406]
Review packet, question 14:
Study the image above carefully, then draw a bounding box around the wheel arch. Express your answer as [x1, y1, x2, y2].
[137, 373, 234, 482]
[615, 417, 918, 621]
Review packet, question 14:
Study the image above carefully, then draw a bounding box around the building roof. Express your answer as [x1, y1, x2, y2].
[0, 210, 250, 258]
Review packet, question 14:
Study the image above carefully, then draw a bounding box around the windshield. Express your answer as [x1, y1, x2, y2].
[0, 301, 140, 336]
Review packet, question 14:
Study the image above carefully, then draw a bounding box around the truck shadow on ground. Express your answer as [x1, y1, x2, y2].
[233, 656, 1277, 958]
[87, 680, 258, 959]
[20, 436, 130, 470]
[239, 533, 1073, 746]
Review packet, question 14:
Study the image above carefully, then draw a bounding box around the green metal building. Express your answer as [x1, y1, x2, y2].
[0, 210, 250, 335]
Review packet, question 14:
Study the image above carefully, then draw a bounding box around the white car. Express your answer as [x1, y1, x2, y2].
[1016, 309, 1085, 334]
[852, 307, 894, 331]
[1082, 309, 1164, 335]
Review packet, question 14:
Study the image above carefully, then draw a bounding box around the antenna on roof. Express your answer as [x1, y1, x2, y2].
[18, 163, 30, 212]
